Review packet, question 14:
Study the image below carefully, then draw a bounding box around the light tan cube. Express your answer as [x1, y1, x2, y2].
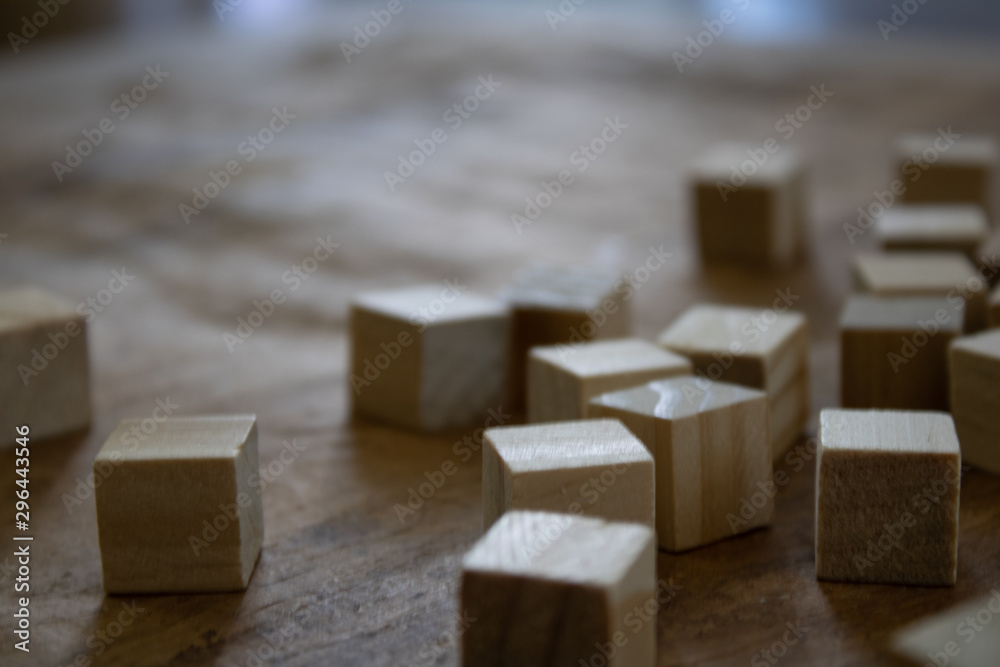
[949, 329, 1000, 474]
[874, 205, 989, 259]
[896, 133, 997, 220]
[892, 591, 1000, 667]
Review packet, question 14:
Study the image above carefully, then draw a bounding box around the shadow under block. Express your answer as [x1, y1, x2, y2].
[527, 338, 691, 423]
[815, 409, 960, 586]
[0, 286, 90, 445]
[350, 285, 509, 431]
[852, 251, 988, 332]
[481, 419, 654, 531]
[94, 415, 264, 594]
[500, 265, 632, 410]
[840, 295, 961, 411]
[691, 144, 806, 270]
[892, 591, 1000, 667]
[657, 304, 808, 461]
[461, 510, 656, 667]
[587, 377, 771, 552]
[895, 133, 997, 221]
[874, 204, 989, 258]
[949, 329, 1000, 474]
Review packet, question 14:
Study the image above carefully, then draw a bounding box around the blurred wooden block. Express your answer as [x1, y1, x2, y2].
[657, 304, 808, 461]
[350, 285, 509, 431]
[501, 266, 631, 410]
[815, 409, 960, 586]
[949, 330, 1000, 475]
[588, 377, 771, 552]
[482, 419, 654, 530]
[461, 510, 656, 667]
[840, 295, 961, 410]
[691, 144, 806, 270]
[896, 133, 997, 221]
[527, 338, 691, 423]
[892, 592, 1000, 667]
[989, 283, 1000, 328]
[874, 205, 988, 258]
[0, 286, 90, 445]
[95, 415, 264, 594]
[853, 252, 988, 331]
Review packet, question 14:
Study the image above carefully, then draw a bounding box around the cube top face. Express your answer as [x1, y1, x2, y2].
[875, 205, 988, 245]
[352, 285, 506, 325]
[530, 338, 690, 380]
[501, 265, 617, 312]
[0, 286, 80, 332]
[485, 419, 651, 474]
[463, 510, 654, 588]
[96, 415, 257, 462]
[819, 409, 960, 456]
[896, 134, 998, 166]
[853, 252, 978, 295]
[691, 143, 802, 186]
[589, 376, 767, 421]
[840, 295, 961, 332]
[951, 328, 1000, 359]
[658, 304, 806, 359]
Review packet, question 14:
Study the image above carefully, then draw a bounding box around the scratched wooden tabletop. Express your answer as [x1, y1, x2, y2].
[1, 4, 999, 666]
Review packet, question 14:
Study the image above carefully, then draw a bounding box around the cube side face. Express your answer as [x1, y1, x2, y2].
[350, 306, 422, 429]
[949, 345, 1000, 474]
[900, 163, 992, 218]
[682, 351, 766, 392]
[482, 439, 513, 530]
[233, 422, 264, 587]
[526, 356, 582, 423]
[771, 371, 809, 462]
[606, 531, 657, 667]
[695, 183, 774, 268]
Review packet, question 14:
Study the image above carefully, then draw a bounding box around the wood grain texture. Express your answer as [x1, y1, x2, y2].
[949, 329, 1000, 475]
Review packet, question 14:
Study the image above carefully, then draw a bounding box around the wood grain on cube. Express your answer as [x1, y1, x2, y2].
[896, 133, 997, 220]
[874, 205, 989, 258]
[816, 409, 960, 586]
[527, 338, 691, 423]
[892, 592, 1000, 667]
[949, 329, 1000, 475]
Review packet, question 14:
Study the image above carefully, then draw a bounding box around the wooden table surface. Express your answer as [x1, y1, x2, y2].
[1, 6, 1000, 666]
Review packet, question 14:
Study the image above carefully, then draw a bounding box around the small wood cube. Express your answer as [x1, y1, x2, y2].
[461, 510, 656, 667]
[949, 329, 1000, 474]
[874, 205, 989, 259]
[815, 409, 960, 586]
[94, 415, 264, 594]
[0, 287, 90, 444]
[692, 144, 806, 270]
[501, 266, 631, 410]
[588, 377, 771, 551]
[840, 295, 961, 410]
[896, 133, 997, 220]
[892, 591, 1000, 667]
[853, 252, 988, 332]
[350, 285, 509, 431]
[657, 304, 809, 461]
[482, 419, 654, 530]
[527, 338, 691, 423]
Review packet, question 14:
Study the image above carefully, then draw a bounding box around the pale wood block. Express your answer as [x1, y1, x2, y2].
[892, 591, 1000, 667]
[461, 510, 656, 667]
[815, 409, 960, 586]
[691, 144, 806, 270]
[527, 338, 691, 423]
[853, 252, 988, 332]
[874, 205, 989, 258]
[482, 419, 654, 530]
[587, 377, 771, 551]
[771, 370, 809, 458]
[840, 295, 961, 411]
[949, 329, 1000, 475]
[350, 285, 509, 431]
[0, 287, 90, 445]
[94, 415, 263, 594]
[896, 133, 997, 221]
[989, 282, 1000, 328]
[657, 304, 809, 460]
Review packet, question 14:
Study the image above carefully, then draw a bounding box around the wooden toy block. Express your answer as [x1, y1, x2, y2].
[527, 338, 691, 423]
[691, 144, 806, 270]
[657, 304, 809, 461]
[0, 286, 90, 445]
[892, 591, 1000, 667]
[896, 133, 997, 221]
[949, 329, 1000, 474]
[874, 205, 989, 258]
[989, 282, 1000, 328]
[852, 252, 987, 332]
[94, 415, 263, 594]
[587, 377, 771, 551]
[501, 265, 631, 410]
[461, 510, 656, 667]
[482, 419, 654, 530]
[840, 295, 961, 411]
[350, 285, 509, 431]
[815, 409, 960, 586]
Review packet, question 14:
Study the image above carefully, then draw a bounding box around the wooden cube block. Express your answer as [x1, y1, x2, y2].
[0, 287, 90, 445]
[587, 377, 771, 551]
[892, 592, 1000, 667]
[949, 329, 1000, 474]
[94, 415, 263, 594]
[840, 295, 961, 410]
[461, 510, 656, 667]
[989, 282, 1000, 328]
[853, 252, 988, 332]
[815, 409, 960, 586]
[527, 338, 691, 423]
[482, 419, 654, 530]
[501, 266, 631, 409]
[350, 285, 509, 431]
[874, 205, 989, 259]
[692, 144, 806, 270]
[896, 133, 997, 220]
[657, 304, 809, 461]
